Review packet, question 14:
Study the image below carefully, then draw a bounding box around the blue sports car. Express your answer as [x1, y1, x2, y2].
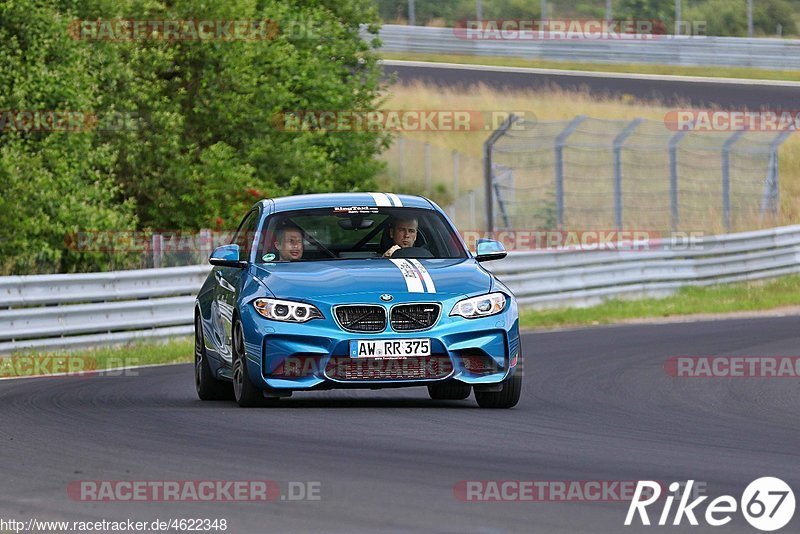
[194, 193, 521, 408]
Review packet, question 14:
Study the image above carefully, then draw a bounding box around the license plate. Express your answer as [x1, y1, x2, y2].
[350, 339, 431, 358]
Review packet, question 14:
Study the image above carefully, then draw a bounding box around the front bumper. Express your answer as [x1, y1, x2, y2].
[239, 296, 520, 390]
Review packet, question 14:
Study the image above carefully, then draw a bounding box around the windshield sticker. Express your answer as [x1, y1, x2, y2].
[333, 206, 380, 214]
[262, 253, 276, 262]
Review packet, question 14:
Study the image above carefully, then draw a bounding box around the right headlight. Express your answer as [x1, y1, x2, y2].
[253, 298, 323, 323]
[450, 292, 507, 319]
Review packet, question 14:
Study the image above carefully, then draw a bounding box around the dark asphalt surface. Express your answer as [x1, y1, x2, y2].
[386, 62, 800, 110]
[1, 316, 799, 533]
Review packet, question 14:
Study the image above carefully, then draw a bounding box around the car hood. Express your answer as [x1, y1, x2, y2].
[251, 258, 491, 302]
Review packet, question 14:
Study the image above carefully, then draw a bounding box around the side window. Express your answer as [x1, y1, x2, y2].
[232, 210, 260, 261]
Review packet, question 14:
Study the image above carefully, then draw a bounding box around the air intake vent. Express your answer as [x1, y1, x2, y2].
[334, 305, 386, 332]
[390, 303, 440, 331]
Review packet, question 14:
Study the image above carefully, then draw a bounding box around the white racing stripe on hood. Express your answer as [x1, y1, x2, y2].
[386, 193, 403, 207]
[389, 258, 425, 293]
[408, 259, 436, 293]
[368, 192, 391, 206]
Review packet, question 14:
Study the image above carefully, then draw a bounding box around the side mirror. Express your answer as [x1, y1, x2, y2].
[475, 239, 507, 262]
[209, 244, 247, 268]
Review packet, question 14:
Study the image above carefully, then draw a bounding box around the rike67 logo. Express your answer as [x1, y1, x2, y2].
[626, 478, 795, 531]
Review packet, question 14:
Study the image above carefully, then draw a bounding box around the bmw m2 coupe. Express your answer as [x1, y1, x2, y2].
[194, 193, 521, 408]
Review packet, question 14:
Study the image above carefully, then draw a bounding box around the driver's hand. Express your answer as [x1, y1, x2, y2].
[383, 245, 401, 257]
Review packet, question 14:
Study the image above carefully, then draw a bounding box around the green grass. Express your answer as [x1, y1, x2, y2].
[520, 275, 800, 330]
[383, 52, 800, 82]
[1, 337, 193, 378]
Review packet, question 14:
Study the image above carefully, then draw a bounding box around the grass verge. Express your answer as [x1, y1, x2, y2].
[1, 337, 193, 378]
[383, 52, 800, 82]
[520, 275, 800, 330]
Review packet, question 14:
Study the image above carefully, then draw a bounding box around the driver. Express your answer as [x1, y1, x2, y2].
[383, 217, 418, 257]
[274, 223, 304, 261]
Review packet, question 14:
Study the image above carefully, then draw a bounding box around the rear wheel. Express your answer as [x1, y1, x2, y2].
[195, 314, 232, 401]
[427, 380, 471, 400]
[475, 372, 522, 409]
[232, 320, 267, 407]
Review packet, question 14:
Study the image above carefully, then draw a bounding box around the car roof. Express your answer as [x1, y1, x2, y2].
[259, 193, 435, 213]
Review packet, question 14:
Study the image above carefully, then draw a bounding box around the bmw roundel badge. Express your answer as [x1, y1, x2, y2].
[380, 294, 393, 302]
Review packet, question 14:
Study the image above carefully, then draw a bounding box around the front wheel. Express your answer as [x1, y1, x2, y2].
[232, 320, 267, 407]
[475, 372, 522, 409]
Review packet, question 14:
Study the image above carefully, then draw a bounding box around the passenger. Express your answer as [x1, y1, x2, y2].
[274, 223, 304, 261]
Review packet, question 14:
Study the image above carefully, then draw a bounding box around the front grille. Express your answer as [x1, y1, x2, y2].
[325, 356, 453, 380]
[334, 305, 386, 332]
[390, 303, 440, 331]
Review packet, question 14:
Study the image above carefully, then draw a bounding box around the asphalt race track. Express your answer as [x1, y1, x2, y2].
[1, 316, 799, 533]
[385, 60, 800, 110]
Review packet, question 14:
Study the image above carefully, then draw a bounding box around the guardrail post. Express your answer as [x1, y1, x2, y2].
[669, 130, 688, 231]
[761, 127, 794, 216]
[722, 130, 747, 232]
[554, 116, 587, 230]
[613, 118, 644, 231]
[483, 113, 519, 232]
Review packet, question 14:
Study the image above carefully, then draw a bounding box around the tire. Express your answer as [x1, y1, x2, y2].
[195, 314, 233, 401]
[232, 320, 267, 407]
[427, 380, 471, 400]
[475, 372, 522, 409]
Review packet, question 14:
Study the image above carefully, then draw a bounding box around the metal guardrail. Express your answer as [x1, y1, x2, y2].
[375, 25, 800, 71]
[0, 266, 210, 353]
[1, 225, 799, 353]
[484, 225, 800, 308]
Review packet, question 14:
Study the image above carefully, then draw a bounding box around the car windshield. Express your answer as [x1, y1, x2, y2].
[256, 207, 466, 262]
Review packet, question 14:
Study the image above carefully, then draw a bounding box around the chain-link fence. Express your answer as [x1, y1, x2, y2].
[379, 136, 485, 228]
[488, 116, 792, 232]
[380, 119, 792, 233]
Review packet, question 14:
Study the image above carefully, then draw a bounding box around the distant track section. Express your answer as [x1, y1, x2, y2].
[384, 59, 800, 109]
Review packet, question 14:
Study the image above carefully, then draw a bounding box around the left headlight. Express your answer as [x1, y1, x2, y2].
[253, 298, 323, 323]
[450, 292, 507, 319]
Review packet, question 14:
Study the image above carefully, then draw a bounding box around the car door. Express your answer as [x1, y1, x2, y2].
[213, 208, 261, 364]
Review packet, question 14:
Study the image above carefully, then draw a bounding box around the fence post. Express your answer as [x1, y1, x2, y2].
[761, 127, 794, 216]
[553, 116, 587, 230]
[669, 130, 688, 231]
[398, 136, 405, 183]
[424, 142, 431, 195]
[612, 118, 644, 231]
[483, 113, 519, 232]
[452, 150, 460, 222]
[151, 233, 164, 269]
[469, 190, 476, 230]
[722, 130, 747, 232]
